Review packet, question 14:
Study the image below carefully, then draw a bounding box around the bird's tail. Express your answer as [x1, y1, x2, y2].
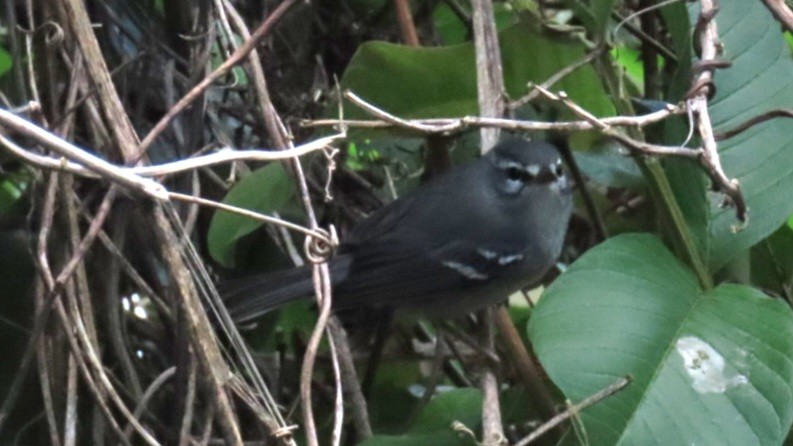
[221, 255, 351, 324]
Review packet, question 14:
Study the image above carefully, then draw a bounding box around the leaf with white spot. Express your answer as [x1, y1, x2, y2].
[529, 234, 793, 445]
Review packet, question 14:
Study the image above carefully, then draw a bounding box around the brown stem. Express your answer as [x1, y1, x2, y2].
[394, 0, 420, 46]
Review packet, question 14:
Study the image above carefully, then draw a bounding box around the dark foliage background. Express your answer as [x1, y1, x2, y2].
[1, 0, 793, 445]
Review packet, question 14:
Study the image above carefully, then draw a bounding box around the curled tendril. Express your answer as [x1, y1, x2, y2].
[304, 225, 338, 264]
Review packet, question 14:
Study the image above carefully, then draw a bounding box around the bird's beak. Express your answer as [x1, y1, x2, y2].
[552, 175, 572, 195]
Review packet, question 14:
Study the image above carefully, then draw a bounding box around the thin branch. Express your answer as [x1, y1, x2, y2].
[611, 0, 682, 63]
[394, 0, 420, 46]
[534, 85, 746, 222]
[64, 356, 78, 446]
[714, 108, 793, 141]
[35, 175, 62, 446]
[328, 318, 373, 440]
[221, 0, 290, 151]
[689, 0, 747, 222]
[178, 360, 197, 446]
[301, 262, 334, 446]
[478, 311, 505, 446]
[167, 192, 333, 244]
[344, 91, 460, 133]
[508, 47, 604, 111]
[471, 0, 505, 151]
[0, 107, 167, 199]
[310, 91, 684, 133]
[0, 106, 344, 179]
[137, 0, 299, 155]
[512, 376, 632, 446]
[327, 335, 344, 446]
[493, 308, 556, 421]
[123, 367, 177, 440]
[59, 0, 140, 161]
[760, 0, 793, 33]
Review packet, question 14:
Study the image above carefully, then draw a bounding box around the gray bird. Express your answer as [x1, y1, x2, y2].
[223, 137, 573, 323]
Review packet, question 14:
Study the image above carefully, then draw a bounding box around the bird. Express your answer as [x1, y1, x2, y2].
[222, 137, 573, 324]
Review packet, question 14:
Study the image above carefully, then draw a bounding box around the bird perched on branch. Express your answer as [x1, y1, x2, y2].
[223, 137, 573, 323]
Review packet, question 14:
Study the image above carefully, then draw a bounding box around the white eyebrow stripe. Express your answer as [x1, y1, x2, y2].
[525, 164, 541, 176]
[496, 160, 524, 170]
[442, 261, 489, 280]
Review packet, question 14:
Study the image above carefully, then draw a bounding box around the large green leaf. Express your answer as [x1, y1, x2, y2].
[359, 389, 481, 446]
[668, 1, 793, 271]
[751, 224, 793, 299]
[207, 163, 296, 267]
[591, 0, 618, 35]
[529, 234, 793, 445]
[340, 23, 614, 121]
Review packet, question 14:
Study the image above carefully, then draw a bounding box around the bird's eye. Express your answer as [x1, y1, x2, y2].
[505, 167, 524, 181]
[554, 163, 564, 177]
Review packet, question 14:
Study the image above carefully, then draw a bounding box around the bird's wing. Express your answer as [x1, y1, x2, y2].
[340, 192, 419, 250]
[221, 255, 353, 323]
[332, 237, 525, 311]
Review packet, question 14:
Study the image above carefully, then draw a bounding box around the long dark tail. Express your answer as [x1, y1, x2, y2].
[221, 255, 351, 324]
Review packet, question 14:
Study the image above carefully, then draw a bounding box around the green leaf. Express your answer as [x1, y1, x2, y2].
[359, 389, 481, 446]
[751, 224, 793, 298]
[432, 3, 469, 45]
[207, 163, 296, 267]
[0, 47, 12, 77]
[611, 46, 644, 91]
[660, 1, 693, 100]
[574, 148, 644, 189]
[340, 23, 614, 121]
[0, 173, 27, 216]
[673, 1, 793, 271]
[665, 158, 711, 262]
[529, 234, 793, 445]
[591, 0, 617, 35]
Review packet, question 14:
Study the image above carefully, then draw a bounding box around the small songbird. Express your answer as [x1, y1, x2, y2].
[223, 137, 573, 323]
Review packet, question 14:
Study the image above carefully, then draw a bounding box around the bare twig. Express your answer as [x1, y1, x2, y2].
[760, 0, 793, 33]
[471, 0, 505, 151]
[221, 0, 291, 150]
[508, 47, 604, 111]
[54, 298, 138, 446]
[479, 311, 505, 446]
[328, 318, 373, 440]
[493, 308, 556, 421]
[0, 107, 344, 179]
[35, 172, 61, 446]
[394, 0, 420, 46]
[328, 335, 344, 446]
[178, 361, 197, 446]
[310, 92, 685, 133]
[239, 41, 341, 446]
[534, 85, 747, 222]
[137, 0, 299, 155]
[167, 192, 332, 244]
[689, 0, 747, 222]
[512, 376, 632, 446]
[714, 108, 793, 141]
[0, 108, 167, 199]
[301, 261, 334, 446]
[124, 367, 177, 440]
[64, 356, 78, 446]
[60, 0, 140, 161]
[611, 9, 678, 62]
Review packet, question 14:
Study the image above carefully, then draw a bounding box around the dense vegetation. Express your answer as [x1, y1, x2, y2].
[1, 0, 792, 445]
